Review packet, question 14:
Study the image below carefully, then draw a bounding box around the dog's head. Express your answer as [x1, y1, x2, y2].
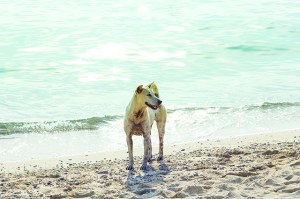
[136, 85, 162, 110]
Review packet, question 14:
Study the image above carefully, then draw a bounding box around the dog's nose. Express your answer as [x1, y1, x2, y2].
[158, 99, 162, 105]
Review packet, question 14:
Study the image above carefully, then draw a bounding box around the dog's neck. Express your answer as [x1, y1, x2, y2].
[128, 95, 148, 124]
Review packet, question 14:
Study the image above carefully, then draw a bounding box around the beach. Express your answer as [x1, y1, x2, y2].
[1, 129, 299, 198]
[1, 0, 300, 198]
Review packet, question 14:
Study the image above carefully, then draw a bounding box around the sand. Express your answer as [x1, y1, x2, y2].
[0, 129, 300, 198]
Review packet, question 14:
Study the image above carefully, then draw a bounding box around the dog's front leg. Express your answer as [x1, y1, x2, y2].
[126, 135, 134, 170]
[141, 134, 151, 170]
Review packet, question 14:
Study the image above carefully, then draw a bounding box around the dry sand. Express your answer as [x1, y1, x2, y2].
[1, 129, 300, 198]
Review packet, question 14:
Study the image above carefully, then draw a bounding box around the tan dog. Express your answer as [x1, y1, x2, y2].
[124, 82, 167, 170]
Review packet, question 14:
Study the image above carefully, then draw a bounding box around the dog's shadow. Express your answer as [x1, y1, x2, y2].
[125, 160, 170, 197]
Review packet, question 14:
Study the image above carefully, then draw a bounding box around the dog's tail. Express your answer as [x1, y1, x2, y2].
[147, 82, 160, 98]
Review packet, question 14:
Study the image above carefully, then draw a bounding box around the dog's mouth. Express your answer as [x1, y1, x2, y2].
[145, 102, 160, 110]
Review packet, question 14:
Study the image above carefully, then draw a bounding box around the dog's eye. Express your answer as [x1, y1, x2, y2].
[147, 93, 151, 97]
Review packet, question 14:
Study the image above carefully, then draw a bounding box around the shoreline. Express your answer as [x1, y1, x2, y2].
[1, 129, 299, 172]
[1, 129, 300, 198]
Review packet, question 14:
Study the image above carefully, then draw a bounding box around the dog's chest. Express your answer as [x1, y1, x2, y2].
[130, 124, 145, 136]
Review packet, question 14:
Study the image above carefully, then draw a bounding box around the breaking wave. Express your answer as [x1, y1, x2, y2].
[1, 102, 300, 135]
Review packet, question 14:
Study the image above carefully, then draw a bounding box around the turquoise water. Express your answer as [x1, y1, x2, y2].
[1, 0, 300, 162]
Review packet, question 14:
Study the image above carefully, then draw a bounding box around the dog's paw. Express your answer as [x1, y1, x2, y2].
[147, 155, 153, 162]
[126, 164, 134, 170]
[140, 162, 148, 170]
[157, 155, 164, 161]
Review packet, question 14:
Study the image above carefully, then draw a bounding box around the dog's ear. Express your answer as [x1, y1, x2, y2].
[136, 85, 143, 94]
[147, 82, 154, 88]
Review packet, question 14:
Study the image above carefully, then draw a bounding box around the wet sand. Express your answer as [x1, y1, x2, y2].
[1, 129, 300, 198]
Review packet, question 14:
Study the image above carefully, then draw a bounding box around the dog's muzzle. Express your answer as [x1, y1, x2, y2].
[145, 100, 162, 110]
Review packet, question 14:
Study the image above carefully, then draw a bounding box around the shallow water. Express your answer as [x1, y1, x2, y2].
[1, 0, 300, 162]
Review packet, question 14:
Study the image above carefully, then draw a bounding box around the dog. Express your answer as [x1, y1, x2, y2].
[124, 82, 167, 170]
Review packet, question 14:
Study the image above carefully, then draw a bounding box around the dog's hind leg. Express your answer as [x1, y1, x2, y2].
[126, 135, 134, 170]
[147, 137, 152, 162]
[156, 121, 166, 161]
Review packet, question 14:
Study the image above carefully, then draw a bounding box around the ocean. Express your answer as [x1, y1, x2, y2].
[1, 0, 300, 162]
